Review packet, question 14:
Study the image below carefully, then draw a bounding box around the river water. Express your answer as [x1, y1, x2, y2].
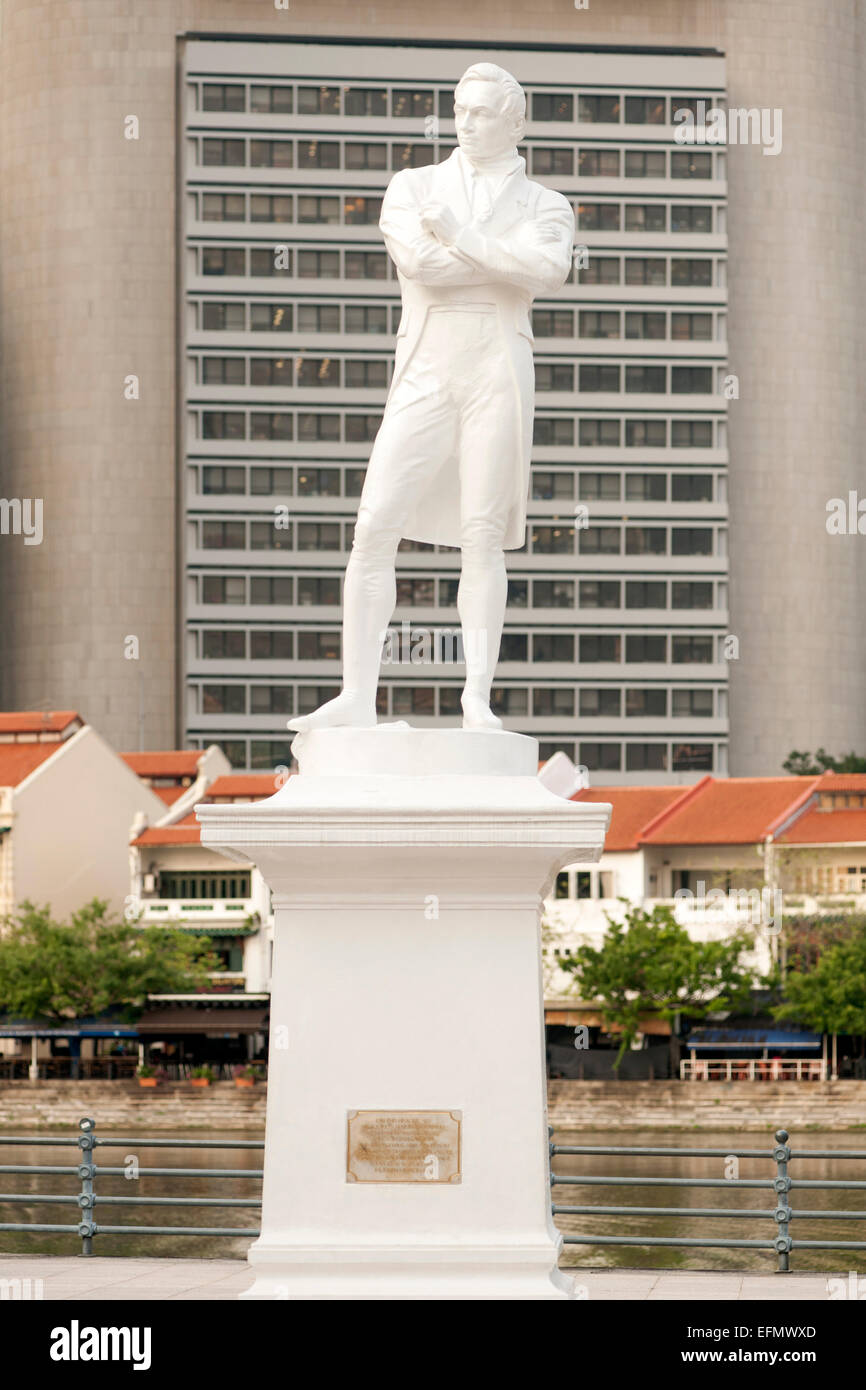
[1, 1127, 864, 1272]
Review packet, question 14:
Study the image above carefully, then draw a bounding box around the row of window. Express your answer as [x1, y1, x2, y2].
[195, 135, 721, 181]
[193, 463, 719, 503]
[193, 677, 716, 720]
[193, 409, 720, 449]
[194, 303, 722, 343]
[194, 244, 722, 289]
[194, 81, 717, 128]
[195, 517, 722, 558]
[191, 189, 721, 233]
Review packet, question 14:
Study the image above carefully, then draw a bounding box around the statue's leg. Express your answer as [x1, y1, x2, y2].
[457, 524, 507, 731]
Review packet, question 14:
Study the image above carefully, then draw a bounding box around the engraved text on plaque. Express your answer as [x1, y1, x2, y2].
[346, 1109, 462, 1183]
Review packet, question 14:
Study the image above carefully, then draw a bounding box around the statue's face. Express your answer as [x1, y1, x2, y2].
[454, 80, 516, 162]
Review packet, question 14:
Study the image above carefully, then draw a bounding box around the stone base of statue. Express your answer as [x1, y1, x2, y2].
[196, 727, 610, 1300]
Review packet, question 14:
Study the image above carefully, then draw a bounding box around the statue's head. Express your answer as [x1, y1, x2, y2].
[453, 63, 525, 162]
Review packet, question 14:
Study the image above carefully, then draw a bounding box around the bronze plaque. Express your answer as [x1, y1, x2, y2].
[346, 1109, 462, 1184]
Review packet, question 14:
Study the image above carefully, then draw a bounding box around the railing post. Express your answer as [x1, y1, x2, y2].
[772, 1127, 792, 1273]
[76, 1116, 96, 1256]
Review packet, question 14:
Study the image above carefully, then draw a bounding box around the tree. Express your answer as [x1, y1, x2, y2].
[772, 928, 866, 1051]
[783, 748, 866, 775]
[0, 899, 219, 1024]
[559, 902, 759, 1072]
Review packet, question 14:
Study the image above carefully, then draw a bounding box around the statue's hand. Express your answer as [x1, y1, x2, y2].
[420, 202, 461, 246]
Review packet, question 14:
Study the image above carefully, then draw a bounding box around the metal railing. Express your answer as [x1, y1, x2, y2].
[0, 1117, 262, 1253]
[680, 1059, 827, 1082]
[551, 1127, 866, 1271]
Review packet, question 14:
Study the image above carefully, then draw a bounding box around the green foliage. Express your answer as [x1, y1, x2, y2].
[0, 899, 219, 1024]
[560, 901, 759, 1069]
[783, 748, 866, 775]
[773, 925, 866, 1037]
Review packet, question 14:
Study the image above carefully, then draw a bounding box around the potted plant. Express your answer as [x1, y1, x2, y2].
[233, 1064, 258, 1088]
[137, 1064, 158, 1088]
[190, 1065, 217, 1087]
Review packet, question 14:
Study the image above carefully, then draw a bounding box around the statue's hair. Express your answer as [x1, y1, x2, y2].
[454, 63, 526, 136]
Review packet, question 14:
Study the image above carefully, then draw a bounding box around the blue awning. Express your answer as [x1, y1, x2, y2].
[685, 1028, 822, 1051]
[0, 1019, 138, 1039]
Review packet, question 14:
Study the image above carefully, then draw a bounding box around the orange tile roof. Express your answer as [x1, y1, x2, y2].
[777, 808, 866, 845]
[814, 772, 866, 793]
[134, 814, 201, 846]
[0, 743, 62, 787]
[121, 752, 202, 778]
[641, 776, 818, 846]
[153, 787, 187, 806]
[0, 711, 81, 735]
[573, 785, 692, 851]
[206, 775, 283, 799]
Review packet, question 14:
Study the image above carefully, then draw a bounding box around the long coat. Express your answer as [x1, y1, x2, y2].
[373, 148, 575, 550]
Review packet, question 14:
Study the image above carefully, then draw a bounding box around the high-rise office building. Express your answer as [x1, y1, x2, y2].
[1, 4, 863, 777]
[182, 41, 728, 782]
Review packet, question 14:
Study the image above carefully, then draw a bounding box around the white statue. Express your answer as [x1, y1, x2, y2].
[288, 63, 575, 734]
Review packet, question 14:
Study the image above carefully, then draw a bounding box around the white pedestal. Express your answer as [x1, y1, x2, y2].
[196, 728, 610, 1300]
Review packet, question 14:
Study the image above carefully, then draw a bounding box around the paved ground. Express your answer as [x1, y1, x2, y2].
[0, 1256, 845, 1300]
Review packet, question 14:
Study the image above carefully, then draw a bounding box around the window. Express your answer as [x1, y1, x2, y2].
[626, 526, 666, 555]
[202, 629, 246, 659]
[345, 142, 388, 170]
[296, 413, 340, 442]
[626, 473, 666, 501]
[579, 364, 619, 392]
[248, 194, 294, 223]
[345, 250, 388, 279]
[672, 743, 714, 771]
[345, 414, 382, 442]
[250, 467, 293, 495]
[296, 195, 340, 224]
[297, 304, 340, 333]
[249, 576, 293, 605]
[579, 580, 620, 608]
[345, 87, 387, 117]
[203, 466, 245, 495]
[580, 635, 621, 662]
[626, 744, 668, 771]
[202, 685, 245, 715]
[580, 743, 622, 771]
[202, 138, 244, 167]
[296, 357, 340, 388]
[296, 250, 340, 279]
[672, 689, 714, 717]
[202, 83, 245, 113]
[625, 312, 666, 340]
[672, 581, 713, 609]
[533, 148, 574, 176]
[580, 419, 621, 446]
[250, 685, 293, 715]
[580, 688, 621, 716]
[672, 366, 713, 394]
[578, 94, 619, 122]
[535, 579, 576, 607]
[579, 472, 620, 500]
[626, 634, 666, 662]
[250, 520, 292, 550]
[625, 257, 666, 286]
[250, 84, 293, 113]
[626, 365, 666, 393]
[298, 85, 340, 114]
[626, 581, 666, 608]
[532, 525, 575, 554]
[672, 258, 713, 287]
[533, 418, 574, 446]
[392, 142, 436, 169]
[533, 688, 575, 716]
[344, 304, 388, 334]
[500, 634, 528, 661]
[671, 420, 713, 448]
[671, 313, 713, 341]
[672, 527, 713, 556]
[250, 412, 293, 441]
[298, 685, 341, 714]
[537, 363, 575, 391]
[532, 470, 574, 500]
[533, 634, 575, 662]
[343, 196, 383, 225]
[251, 139, 294, 169]
[202, 520, 245, 549]
[507, 579, 528, 607]
[577, 202, 620, 231]
[624, 96, 665, 124]
[202, 247, 245, 276]
[202, 412, 244, 440]
[581, 526, 621, 555]
[671, 204, 713, 233]
[626, 420, 666, 447]
[202, 357, 245, 386]
[296, 521, 340, 551]
[492, 688, 530, 716]
[250, 631, 293, 660]
[202, 192, 246, 222]
[249, 303, 293, 332]
[533, 92, 574, 122]
[396, 577, 435, 606]
[202, 575, 245, 605]
[626, 688, 667, 716]
[579, 257, 620, 285]
[296, 468, 341, 497]
[579, 149, 620, 177]
[298, 576, 340, 605]
[670, 151, 713, 179]
[392, 89, 434, 118]
[625, 203, 666, 231]
[202, 302, 245, 331]
[345, 360, 388, 389]
[579, 310, 620, 339]
[533, 309, 574, 337]
[625, 150, 666, 178]
[249, 357, 293, 387]
[298, 631, 341, 661]
[672, 635, 714, 663]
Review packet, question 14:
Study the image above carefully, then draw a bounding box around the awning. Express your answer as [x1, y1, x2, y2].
[545, 1007, 671, 1036]
[137, 1005, 268, 1036]
[685, 1028, 822, 1051]
[0, 1019, 138, 1039]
